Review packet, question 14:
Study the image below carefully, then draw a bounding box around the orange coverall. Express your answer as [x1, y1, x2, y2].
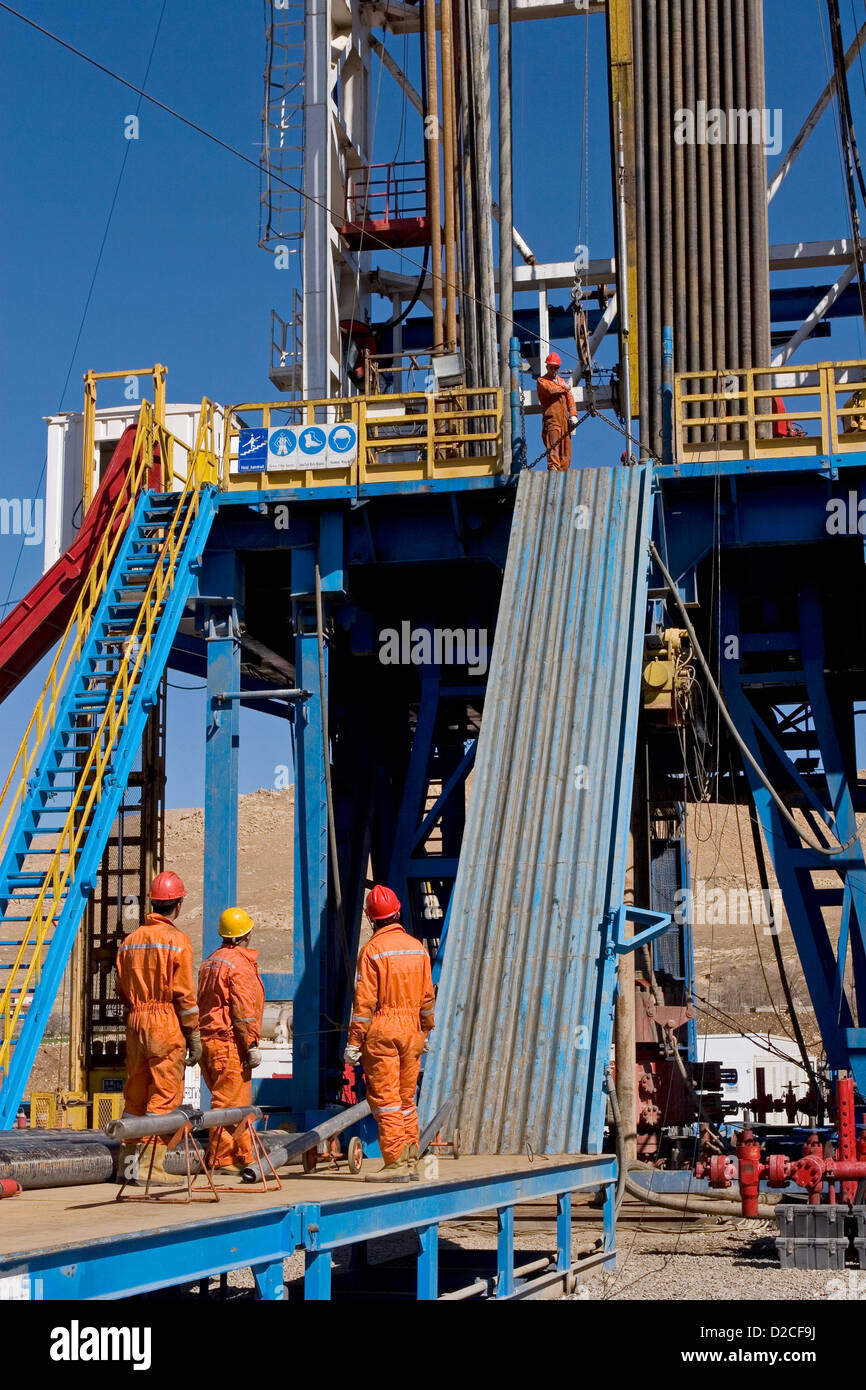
[115, 914, 199, 1115]
[347, 922, 436, 1164]
[197, 945, 265, 1167]
[537, 373, 577, 471]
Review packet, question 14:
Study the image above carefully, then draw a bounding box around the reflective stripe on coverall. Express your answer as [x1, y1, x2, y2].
[198, 945, 265, 1167]
[536, 373, 577, 471]
[347, 922, 436, 1164]
[115, 914, 199, 1115]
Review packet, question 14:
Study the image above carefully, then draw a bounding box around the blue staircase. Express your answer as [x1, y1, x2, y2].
[0, 484, 217, 1124]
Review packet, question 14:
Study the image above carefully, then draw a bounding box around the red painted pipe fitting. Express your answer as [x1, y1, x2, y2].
[709, 1154, 735, 1188]
[736, 1129, 762, 1217]
[767, 1153, 790, 1188]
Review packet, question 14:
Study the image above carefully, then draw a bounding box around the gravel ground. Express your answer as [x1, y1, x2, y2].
[580, 1220, 860, 1301]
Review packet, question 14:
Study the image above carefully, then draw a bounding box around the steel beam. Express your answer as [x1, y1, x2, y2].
[201, 556, 243, 962]
[768, 22, 866, 204]
[417, 1222, 439, 1299]
[292, 626, 330, 1113]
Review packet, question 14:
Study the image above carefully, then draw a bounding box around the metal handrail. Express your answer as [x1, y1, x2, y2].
[221, 388, 504, 486]
[348, 160, 427, 222]
[674, 360, 866, 461]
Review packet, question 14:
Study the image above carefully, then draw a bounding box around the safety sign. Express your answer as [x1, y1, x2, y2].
[234, 428, 268, 473]
[235, 422, 358, 473]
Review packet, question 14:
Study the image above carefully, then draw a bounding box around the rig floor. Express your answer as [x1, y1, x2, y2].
[0, 1153, 615, 1301]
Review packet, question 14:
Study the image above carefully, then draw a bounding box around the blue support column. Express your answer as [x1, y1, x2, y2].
[293, 627, 329, 1114]
[556, 1191, 572, 1273]
[495, 1206, 515, 1298]
[388, 662, 440, 921]
[417, 1223, 439, 1300]
[304, 1248, 332, 1301]
[202, 556, 242, 962]
[602, 1183, 616, 1269]
[251, 1259, 285, 1300]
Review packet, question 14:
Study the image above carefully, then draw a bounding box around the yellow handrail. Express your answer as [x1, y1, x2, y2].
[673, 360, 866, 462]
[0, 405, 155, 859]
[0, 401, 218, 1072]
[220, 387, 504, 488]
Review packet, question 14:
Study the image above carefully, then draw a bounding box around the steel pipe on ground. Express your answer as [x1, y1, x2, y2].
[242, 1099, 371, 1182]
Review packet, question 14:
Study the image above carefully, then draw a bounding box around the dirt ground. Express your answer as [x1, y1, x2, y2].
[162, 787, 294, 977]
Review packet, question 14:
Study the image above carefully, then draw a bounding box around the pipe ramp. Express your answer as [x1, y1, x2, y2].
[422, 467, 652, 1153]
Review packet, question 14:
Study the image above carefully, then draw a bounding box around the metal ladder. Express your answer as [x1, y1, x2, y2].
[259, 0, 306, 256]
[0, 411, 217, 1123]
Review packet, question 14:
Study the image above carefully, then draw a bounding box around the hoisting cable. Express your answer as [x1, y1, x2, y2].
[314, 561, 353, 988]
[649, 539, 866, 857]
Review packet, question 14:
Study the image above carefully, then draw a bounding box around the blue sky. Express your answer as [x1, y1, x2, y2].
[0, 0, 864, 803]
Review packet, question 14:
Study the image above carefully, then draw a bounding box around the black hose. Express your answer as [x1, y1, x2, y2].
[604, 1065, 627, 1215]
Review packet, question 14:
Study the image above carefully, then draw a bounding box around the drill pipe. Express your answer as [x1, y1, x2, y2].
[105, 1107, 203, 1140]
[197, 1105, 262, 1129]
[163, 1126, 289, 1176]
[242, 1099, 371, 1182]
[0, 1139, 117, 1189]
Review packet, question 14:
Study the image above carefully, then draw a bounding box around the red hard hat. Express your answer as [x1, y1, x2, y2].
[545, 351, 561, 366]
[365, 885, 401, 922]
[149, 870, 187, 902]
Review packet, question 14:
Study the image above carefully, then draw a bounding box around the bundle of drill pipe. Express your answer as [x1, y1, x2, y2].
[0, 1129, 121, 1189]
[0, 1107, 266, 1190]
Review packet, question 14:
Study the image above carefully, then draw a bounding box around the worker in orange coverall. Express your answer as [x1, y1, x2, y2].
[344, 886, 436, 1183]
[536, 350, 578, 471]
[114, 870, 201, 1183]
[198, 907, 265, 1175]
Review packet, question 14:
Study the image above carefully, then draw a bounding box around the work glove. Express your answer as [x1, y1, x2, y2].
[246, 1046, 262, 1069]
[184, 1030, 202, 1067]
[344, 1043, 362, 1065]
[568, 415, 579, 431]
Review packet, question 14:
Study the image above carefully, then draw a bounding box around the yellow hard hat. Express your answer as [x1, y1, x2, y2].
[218, 907, 254, 939]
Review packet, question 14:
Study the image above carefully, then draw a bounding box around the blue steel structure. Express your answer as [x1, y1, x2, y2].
[0, 1158, 616, 1301]
[654, 448, 866, 1098]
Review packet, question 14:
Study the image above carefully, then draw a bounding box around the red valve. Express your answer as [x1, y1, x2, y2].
[736, 1129, 762, 1217]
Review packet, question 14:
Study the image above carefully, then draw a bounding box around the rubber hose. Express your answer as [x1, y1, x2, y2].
[625, 1164, 779, 1220]
[604, 1065, 627, 1214]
